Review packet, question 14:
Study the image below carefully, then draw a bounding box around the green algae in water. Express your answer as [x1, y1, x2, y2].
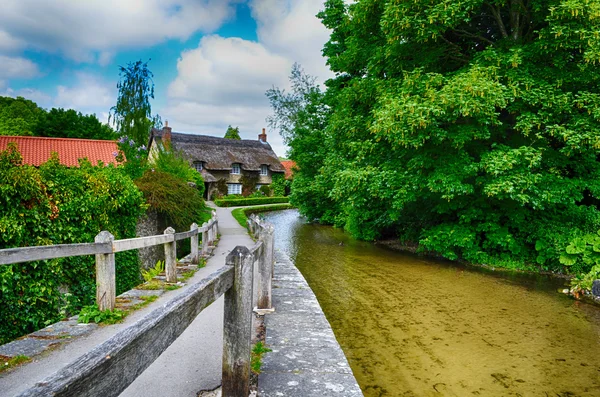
[264, 210, 600, 397]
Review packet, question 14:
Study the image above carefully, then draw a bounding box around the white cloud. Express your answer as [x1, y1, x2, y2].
[168, 35, 291, 105]
[0, 55, 40, 80]
[249, 0, 333, 82]
[54, 73, 115, 113]
[0, 30, 23, 52]
[0, 0, 240, 64]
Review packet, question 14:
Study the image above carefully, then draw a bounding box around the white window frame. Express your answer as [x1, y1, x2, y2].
[193, 161, 203, 172]
[260, 165, 268, 176]
[231, 163, 241, 174]
[227, 183, 242, 195]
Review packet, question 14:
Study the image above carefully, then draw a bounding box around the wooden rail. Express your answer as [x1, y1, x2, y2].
[11, 213, 277, 397]
[0, 213, 220, 311]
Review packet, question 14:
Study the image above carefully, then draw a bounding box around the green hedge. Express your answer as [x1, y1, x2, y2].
[0, 145, 146, 344]
[214, 197, 289, 207]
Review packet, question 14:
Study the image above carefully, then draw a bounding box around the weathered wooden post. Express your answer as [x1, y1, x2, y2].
[95, 231, 115, 311]
[222, 246, 254, 396]
[190, 223, 199, 264]
[201, 222, 209, 255]
[257, 224, 274, 310]
[164, 227, 177, 283]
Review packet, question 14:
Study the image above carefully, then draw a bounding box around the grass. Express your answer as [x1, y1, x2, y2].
[251, 342, 272, 374]
[231, 203, 294, 229]
[0, 355, 30, 373]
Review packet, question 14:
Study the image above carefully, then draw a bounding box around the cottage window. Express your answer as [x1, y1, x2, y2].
[193, 161, 203, 172]
[228, 183, 242, 195]
[231, 163, 241, 174]
[260, 165, 268, 176]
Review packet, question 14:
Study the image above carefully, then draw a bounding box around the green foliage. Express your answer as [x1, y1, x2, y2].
[224, 125, 241, 140]
[251, 341, 272, 374]
[0, 96, 45, 136]
[153, 146, 205, 197]
[109, 60, 161, 147]
[0, 96, 115, 140]
[0, 144, 146, 344]
[259, 185, 273, 197]
[271, 173, 286, 196]
[215, 179, 228, 198]
[134, 170, 207, 231]
[240, 173, 259, 197]
[37, 108, 116, 140]
[270, 0, 600, 275]
[78, 304, 126, 324]
[142, 260, 165, 282]
[214, 197, 289, 207]
[559, 232, 600, 285]
[0, 355, 30, 373]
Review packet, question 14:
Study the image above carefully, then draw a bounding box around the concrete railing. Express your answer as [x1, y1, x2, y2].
[0, 211, 219, 311]
[5, 212, 277, 397]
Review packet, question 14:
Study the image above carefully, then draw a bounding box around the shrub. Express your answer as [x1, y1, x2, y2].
[259, 185, 273, 197]
[214, 197, 289, 207]
[271, 173, 286, 196]
[135, 170, 209, 231]
[153, 147, 205, 197]
[240, 174, 259, 197]
[0, 144, 146, 344]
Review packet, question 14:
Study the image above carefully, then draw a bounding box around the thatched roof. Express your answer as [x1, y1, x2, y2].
[151, 129, 284, 173]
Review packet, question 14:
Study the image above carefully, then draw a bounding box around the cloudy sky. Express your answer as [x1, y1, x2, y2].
[0, 0, 334, 157]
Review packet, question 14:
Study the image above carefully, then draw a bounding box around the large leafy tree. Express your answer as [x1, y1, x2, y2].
[37, 108, 116, 140]
[109, 60, 160, 147]
[0, 96, 45, 136]
[283, 0, 600, 273]
[224, 125, 241, 140]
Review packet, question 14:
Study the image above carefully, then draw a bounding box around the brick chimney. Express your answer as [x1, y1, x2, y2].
[258, 128, 267, 143]
[162, 120, 172, 148]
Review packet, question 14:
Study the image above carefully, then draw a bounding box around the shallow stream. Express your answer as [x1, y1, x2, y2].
[263, 210, 600, 397]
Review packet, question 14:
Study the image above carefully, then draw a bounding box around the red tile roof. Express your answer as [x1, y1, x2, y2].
[0, 136, 120, 167]
[280, 160, 296, 180]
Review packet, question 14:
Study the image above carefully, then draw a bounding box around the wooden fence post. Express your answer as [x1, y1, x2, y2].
[222, 246, 254, 397]
[190, 223, 199, 264]
[201, 222, 209, 255]
[257, 224, 274, 310]
[95, 231, 115, 311]
[164, 227, 177, 283]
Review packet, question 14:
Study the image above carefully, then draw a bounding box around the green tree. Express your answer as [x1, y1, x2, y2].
[224, 125, 241, 140]
[284, 0, 600, 273]
[0, 96, 45, 136]
[37, 108, 116, 140]
[266, 63, 334, 221]
[109, 60, 160, 147]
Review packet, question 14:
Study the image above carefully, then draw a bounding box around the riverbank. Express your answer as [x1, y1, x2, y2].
[375, 238, 600, 306]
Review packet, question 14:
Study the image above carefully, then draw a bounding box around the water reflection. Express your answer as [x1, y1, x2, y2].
[264, 210, 600, 397]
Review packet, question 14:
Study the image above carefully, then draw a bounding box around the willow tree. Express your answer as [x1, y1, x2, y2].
[291, 0, 600, 273]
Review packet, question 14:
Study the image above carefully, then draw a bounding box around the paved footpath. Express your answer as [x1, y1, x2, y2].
[0, 204, 254, 397]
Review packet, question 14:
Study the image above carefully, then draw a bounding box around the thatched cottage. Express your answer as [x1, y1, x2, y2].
[149, 123, 285, 199]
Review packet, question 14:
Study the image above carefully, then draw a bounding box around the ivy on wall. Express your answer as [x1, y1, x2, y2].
[0, 144, 146, 344]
